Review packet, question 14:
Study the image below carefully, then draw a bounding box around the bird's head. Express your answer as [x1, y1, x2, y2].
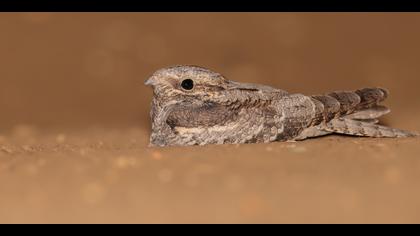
[145, 65, 228, 101]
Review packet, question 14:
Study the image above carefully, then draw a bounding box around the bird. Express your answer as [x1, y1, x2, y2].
[144, 65, 417, 147]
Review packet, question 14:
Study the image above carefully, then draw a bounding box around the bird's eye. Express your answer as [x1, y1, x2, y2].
[180, 79, 194, 90]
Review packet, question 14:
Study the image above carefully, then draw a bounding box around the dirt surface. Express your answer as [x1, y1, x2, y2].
[0, 127, 419, 223]
[1, 13, 420, 223]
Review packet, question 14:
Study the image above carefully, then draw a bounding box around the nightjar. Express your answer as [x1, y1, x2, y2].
[145, 65, 417, 147]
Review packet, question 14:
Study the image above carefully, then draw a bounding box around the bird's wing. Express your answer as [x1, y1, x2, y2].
[166, 102, 239, 128]
[273, 93, 318, 141]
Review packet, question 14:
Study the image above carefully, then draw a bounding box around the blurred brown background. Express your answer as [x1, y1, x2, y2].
[0, 13, 419, 132]
[1, 13, 420, 224]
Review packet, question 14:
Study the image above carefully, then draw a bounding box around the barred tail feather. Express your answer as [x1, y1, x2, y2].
[325, 118, 418, 138]
[310, 87, 390, 124]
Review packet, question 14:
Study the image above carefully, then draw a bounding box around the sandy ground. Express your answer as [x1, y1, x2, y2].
[0, 126, 419, 223]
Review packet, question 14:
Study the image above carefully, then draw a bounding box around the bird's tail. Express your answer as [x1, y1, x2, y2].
[324, 118, 417, 138]
[309, 87, 418, 138]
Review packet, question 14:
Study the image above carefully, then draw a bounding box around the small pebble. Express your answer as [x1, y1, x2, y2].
[151, 151, 163, 160]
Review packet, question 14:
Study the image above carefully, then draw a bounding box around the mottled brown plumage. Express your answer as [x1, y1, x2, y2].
[145, 65, 417, 147]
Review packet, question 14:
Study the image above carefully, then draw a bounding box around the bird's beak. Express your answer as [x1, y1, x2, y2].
[144, 76, 156, 87]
